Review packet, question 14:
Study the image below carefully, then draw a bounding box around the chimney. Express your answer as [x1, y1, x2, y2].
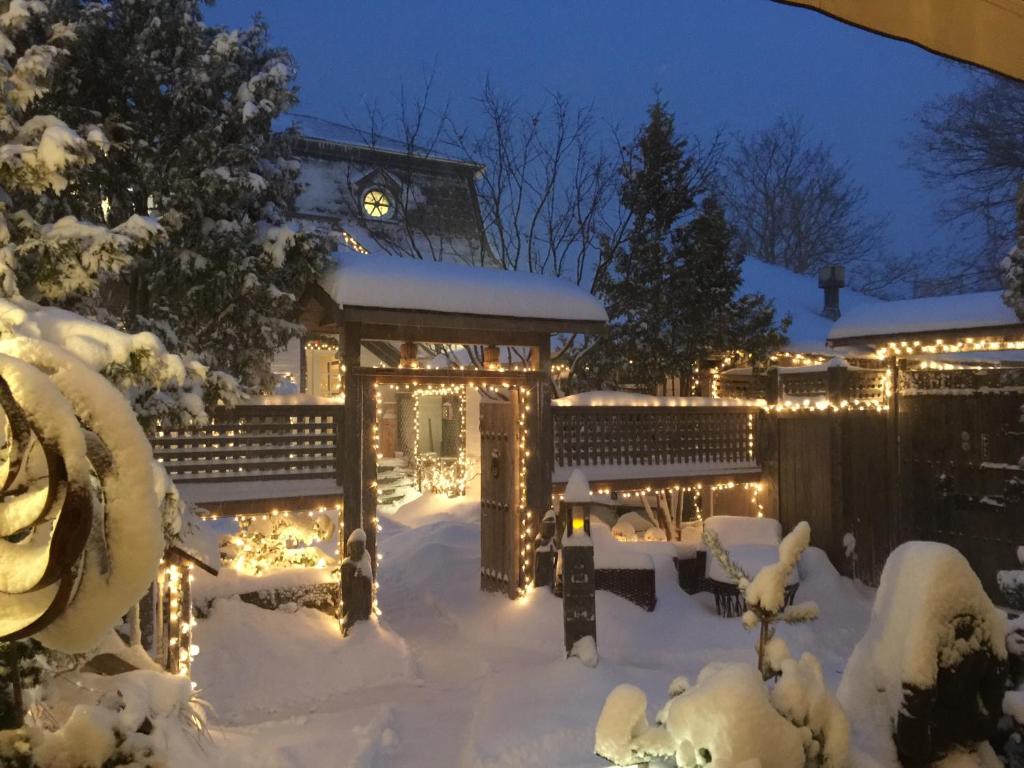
[818, 265, 846, 321]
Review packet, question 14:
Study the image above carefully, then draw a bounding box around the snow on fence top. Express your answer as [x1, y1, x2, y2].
[319, 251, 608, 324]
[553, 391, 761, 407]
[828, 290, 1019, 345]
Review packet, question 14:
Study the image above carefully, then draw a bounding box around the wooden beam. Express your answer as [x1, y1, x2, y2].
[342, 305, 607, 341]
[551, 469, 762, 494]
[356, 323, 548, 347]
[297, 283, 343, 333]
[357, 367, 533, 384]
[828, 323, 1024, 350]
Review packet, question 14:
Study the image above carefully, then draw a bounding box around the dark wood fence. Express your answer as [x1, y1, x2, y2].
[152, 404, 344, 483]
[897, 367, 1024, 598]
[552, 405, 759, 472]
[720, 366, 888, 403]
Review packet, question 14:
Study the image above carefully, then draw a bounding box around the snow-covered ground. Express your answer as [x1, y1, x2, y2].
[186, 493, 875, 767]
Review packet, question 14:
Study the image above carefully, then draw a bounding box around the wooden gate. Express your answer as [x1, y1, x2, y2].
[776, 411, 891, 581]
[480, 399, 521, 597]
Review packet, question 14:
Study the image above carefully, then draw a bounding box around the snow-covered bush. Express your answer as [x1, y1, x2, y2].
[838, 541, 1007, 766]
[0, 638, 208, 768]
[704, 520, 819, 676]
[0, 297, 235, 433]
[596, 520, 848, 768]
[223, 511, 335, 576]
[596, 652, 849, 768]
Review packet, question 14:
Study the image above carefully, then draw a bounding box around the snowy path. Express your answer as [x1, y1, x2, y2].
[192, 497, 874, 767]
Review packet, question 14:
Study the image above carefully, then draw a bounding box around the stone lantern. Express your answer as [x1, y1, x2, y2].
[561, 469, 596, 659]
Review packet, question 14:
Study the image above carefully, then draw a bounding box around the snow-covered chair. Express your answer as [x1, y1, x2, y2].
[676, 516, 799, 617]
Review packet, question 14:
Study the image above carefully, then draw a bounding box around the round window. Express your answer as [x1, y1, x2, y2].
[362, 188, 392, 219]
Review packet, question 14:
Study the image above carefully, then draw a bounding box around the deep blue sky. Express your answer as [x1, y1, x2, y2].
[209, 0, 974, 287]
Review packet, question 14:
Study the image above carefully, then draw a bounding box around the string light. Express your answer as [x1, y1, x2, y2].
[338, 228, 369, 255]
[160, 559, 198, 679]
[872, 336, 1024, 359]
[410, 384, 468, 497]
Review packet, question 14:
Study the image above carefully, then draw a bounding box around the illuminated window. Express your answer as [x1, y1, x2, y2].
[362, 188, 392, 219]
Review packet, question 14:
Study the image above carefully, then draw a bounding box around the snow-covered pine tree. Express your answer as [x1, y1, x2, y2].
[1004, 182, 1024, 319]
[585, 100, 787, 393]
[0, 0, 158, 304]
[43, 0, 330, 391]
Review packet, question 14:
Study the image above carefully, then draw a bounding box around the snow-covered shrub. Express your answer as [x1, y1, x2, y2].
[838, 541, 1007, 766]
[596, 520, 848, 768]
[595, 654, 849, 768]
[704, 520, 819, 676]
[224, 511, 335, 575]
[0, 642, 208, 768]
[0, 297, 237, 434]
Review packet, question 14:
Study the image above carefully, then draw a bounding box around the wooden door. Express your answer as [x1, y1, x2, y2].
[480, 400, 520, 597]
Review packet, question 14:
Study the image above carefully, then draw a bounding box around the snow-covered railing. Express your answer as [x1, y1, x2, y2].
[152, 404, 344, 484]
[552, 405, 760, 480]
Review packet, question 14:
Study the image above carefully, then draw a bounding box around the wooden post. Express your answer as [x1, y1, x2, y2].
[766, 366, 782, 406]
[757, 410, 781, 521]
[362, 375, 378, 567]
[826, 364, 849, 407]
[828, 366, 847, 563]
[527, 340, 553, 522]
[341, 323, 362, 560]
[887, 357, 903, 556]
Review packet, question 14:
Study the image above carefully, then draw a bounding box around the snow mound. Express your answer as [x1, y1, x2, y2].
[838, 542, 1006, 763]
[192, 598, 414, 724]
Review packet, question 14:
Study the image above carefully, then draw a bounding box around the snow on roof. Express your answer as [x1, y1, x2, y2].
[284, 113, 476, 168]
[319, 251, 608, 324]
[828, 290, 1018, 343]
[741, 258, 879, 354]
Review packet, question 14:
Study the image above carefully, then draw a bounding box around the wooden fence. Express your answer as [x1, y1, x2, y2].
[720, 365, 888, 403]
[552, 405, 759, 472]
[152, 404, 344, 483]
[896, 367, 1024, 598]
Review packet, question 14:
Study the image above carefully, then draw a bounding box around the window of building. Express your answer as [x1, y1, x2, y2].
[362, 188, 392, 219]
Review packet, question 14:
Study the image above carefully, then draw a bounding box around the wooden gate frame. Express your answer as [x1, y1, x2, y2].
[297, 282, 607, 601]
[351, 367, 544, 594]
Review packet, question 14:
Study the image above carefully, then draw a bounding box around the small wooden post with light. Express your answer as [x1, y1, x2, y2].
[560, 469, 596, 663]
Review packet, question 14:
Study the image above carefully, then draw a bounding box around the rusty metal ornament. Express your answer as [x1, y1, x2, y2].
[0, 354, 94, 641]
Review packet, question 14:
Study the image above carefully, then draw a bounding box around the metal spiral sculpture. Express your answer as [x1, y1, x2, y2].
[0, 338, 163, 653]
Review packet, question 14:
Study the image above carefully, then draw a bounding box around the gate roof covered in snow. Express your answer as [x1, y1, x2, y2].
[300, 251, 608, 344]
[827, 290, 1024, 348]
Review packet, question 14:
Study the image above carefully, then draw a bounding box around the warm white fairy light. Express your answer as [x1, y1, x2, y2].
[160, 560, 197, 678]
[409, 383, 468, 497]
[872, 336, 1024, 359]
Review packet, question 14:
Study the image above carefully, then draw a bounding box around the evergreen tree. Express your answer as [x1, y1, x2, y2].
[0, 0, 154, 303]
[43, 1, 330, 390]
[586, 100, 787, 393]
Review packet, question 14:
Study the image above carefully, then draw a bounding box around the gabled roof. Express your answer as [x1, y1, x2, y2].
[740, 258, 879, 354]
[828, 290, 1021, 347]
[322, 251, 606, 322]
[303, 251, 608, 342]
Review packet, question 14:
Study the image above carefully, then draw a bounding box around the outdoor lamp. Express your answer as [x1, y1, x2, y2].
[568, 500, 590, 537]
